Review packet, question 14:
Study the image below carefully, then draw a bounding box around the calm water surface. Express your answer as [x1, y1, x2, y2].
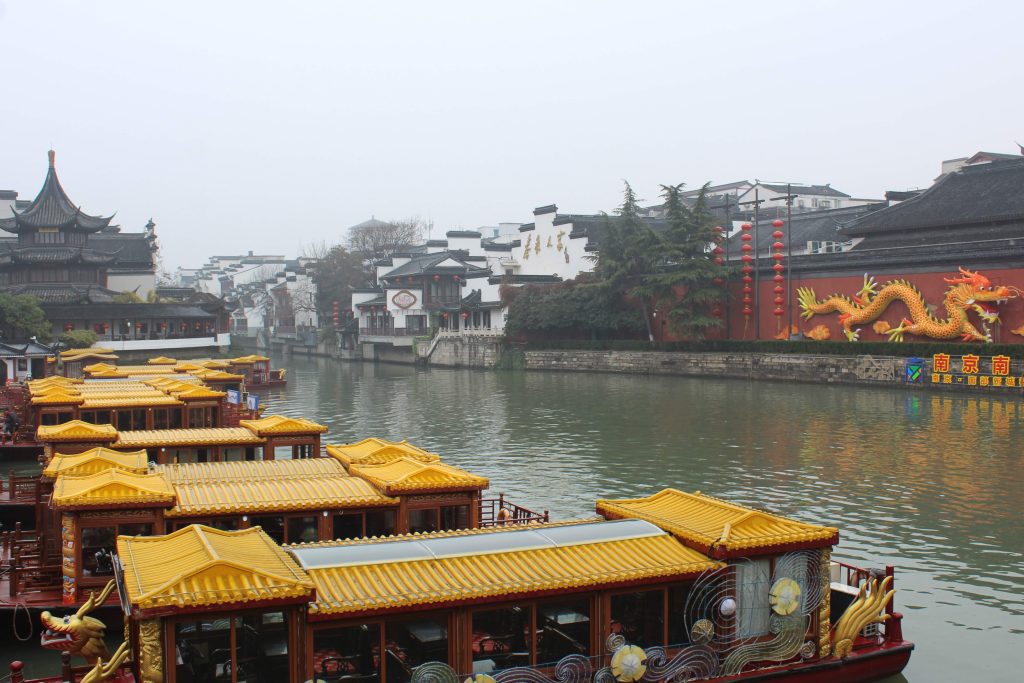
[6, 355, 1021, 681]
[270, 355, 1021, 683]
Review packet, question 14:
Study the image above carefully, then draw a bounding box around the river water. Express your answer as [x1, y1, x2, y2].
[5, 354, 1021, 681]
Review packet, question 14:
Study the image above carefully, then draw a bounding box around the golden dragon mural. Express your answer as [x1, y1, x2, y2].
[798, 268, 1017, 342]
[40, 579, 117, 665]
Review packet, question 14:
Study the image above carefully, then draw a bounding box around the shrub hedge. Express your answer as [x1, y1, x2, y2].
[517, 338, 1024, 359]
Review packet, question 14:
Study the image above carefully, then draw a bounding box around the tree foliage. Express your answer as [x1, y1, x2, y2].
[60, 329, 99, 348]
[0, 293, 52, 342]
[347, 217, 431, 259]
[305, 242, 370, 319]
[504, 276, 645, 339]
[112, 290, 144, 304]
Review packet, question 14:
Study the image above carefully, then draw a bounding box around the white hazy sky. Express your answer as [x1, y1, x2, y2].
[1, 1, 1021, 270]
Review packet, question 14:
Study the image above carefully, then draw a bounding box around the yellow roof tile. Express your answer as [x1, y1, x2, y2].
[158, 458, 397, 518]
[51, 469, 174, 509]
[595, 489, 839, 559]
[231, 354, 270, 364]
[80, 395, 184, 409]
[325, 438, 440, 468]
[37, 420, 119, 443]
[60, 350, 118, 361]
[189, 369, 244, 381]
[113, 427, 265, 448]
[43, 448, 150, 478]
[117, 525, 314, 612]
[167, 387, 226, 401]
[175, 362, 204, 371]
[116, 365, 180, 375]
[197, 360, 229, 369]
[30, 391, 85, 405]
[349, 457, 488, 495]
[292, 519, 721, 616]
[88, 370, 129, 379]
[83, 362, 118, 373]
[239, 415, 328, 436]
[146, 356, 178, 365]
[28, 376, 83, 389]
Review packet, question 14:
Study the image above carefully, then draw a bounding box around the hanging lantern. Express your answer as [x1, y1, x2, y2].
[442, 312, 449, 319]
[770, 221, 786, 327]
[772, 241, 785, 250]
[772, 219, 785, 228]
[714, 257, 725, 265]
[714, 226, 725, 234]
[774, 274, 785, 283]
[741, 233, 752, 242]
[772, 230, 784, 240]
[743, 286, 753, 294]
[774, 285, 785, 294]
[741, 223, 752, 231]
[773, 252, 784, 261]
[63, 323, 74, 332]
[743, 275, 753, 284]
[433, 274, 440, 281]
[774, 307, 785, 316]
[461, 311, 470, 320]
[713, 246, 725, 255]
[774, 296, 785, 305]
[741, 254, 753, 263]
[773, 263, 785, 272]
[741, 244, 752, 253]
[713, 277, 725, 286]
[452, 275, 460, 282]
[742, 266, 753, 275]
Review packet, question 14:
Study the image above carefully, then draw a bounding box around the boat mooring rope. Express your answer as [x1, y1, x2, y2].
[12, 601, 33, 641]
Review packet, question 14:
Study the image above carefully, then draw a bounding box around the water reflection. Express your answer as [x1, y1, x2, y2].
[267, 356, 1022, 682]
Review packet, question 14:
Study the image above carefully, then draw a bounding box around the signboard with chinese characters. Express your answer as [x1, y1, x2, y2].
[392, 290, 418, 309]
[930, 353, 1021, 388]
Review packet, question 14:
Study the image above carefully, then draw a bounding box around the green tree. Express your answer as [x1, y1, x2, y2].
[503, 276, 645, 339]
[305, 242, 370, 321]
[60, 329, 100, 348]
[112, 290, 144, 304]
[642, 183, 725, 337]
[0, 293, 52, 342]
[593, 182, 661, 342]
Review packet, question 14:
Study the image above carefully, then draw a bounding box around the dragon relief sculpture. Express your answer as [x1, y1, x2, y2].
[40, 579, 116, 665]
[798, 268, 1017, 342]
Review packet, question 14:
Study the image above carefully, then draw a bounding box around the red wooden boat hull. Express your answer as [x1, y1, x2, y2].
[713, 642, 913, 683]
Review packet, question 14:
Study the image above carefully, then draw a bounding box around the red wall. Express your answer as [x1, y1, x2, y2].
[714, 266, 1024, 344]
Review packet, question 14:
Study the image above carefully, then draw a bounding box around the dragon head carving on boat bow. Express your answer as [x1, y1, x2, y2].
[40, 579, 115, 664]
[798, 267, 1017, 342]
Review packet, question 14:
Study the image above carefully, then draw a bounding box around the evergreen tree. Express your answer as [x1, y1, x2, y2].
[0, 293, 52, 342]
[643, 183, 724, 337]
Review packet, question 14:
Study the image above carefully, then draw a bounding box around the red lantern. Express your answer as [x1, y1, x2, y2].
[453, 275, 460, 282]
[743, 286, 753, 294]
[774, 274, 785, 283]
[743, 307, 753, 315]
[712, 306, 722, 318]
[741, 233, 752, 242]
[713, 246, 724, 255]
[774, 285, 785, 294]
[741, 244, 752, 253]
[741, 266, 753, 275]
[773, 263, 785, 272]
[714, 226, 725, 233]
[433, 274, 440, 281]
[461, 311, 470, 320]
[742, 275, 753, 283]
[741, 223, 752, 230]
[772, 230, 784, 240]
[741, 254, 753, 263]
[773, 253, 784, 261]
[772, 219, 784, 228]
[714, 257, 725, 265]
[442, 312, 449, 319]
[713, 277, 725, 286]
[774, 296, 785, 305]
[772, 241, 784, 250]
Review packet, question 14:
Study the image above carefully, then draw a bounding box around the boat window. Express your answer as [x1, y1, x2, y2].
[273, 445, 294, 460]
[223, 447, 246, 462]
[294, 443, 314, 459]
[537, 599, 591, 665]
[440, 505, 469, 531]
[173, 611, 288, 683]
[536, 519, 663, 547]
[252, 515, 285, 544]
[313, 624, 381, 682]
[471, 605, 532, 674]
[287, 516, 318, 544]
[667, 583, 698, 646]
[366, 509, 397, 537]
[211, 517, 240, 531]
[408, 508, 439, 534]
[81, 526, 116, 578]
[385, 615, 449, 679]
[129, 409, 147, 431]
[735, 559, 772, 637]
[153, 409, 170, 430]
[333, 512, 364, 540]
[611, 589, 664, 648]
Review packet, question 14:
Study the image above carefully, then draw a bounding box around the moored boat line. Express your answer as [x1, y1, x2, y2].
[1, 354, 911, 683]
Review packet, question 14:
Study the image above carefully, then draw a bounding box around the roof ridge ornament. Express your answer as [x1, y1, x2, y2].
[48, 149, 56, 168]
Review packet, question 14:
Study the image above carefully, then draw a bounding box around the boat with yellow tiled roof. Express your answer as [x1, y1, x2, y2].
[16, 484, 907, 683]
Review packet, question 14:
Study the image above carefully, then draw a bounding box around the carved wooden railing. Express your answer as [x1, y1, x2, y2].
[479, 492, 549, 527]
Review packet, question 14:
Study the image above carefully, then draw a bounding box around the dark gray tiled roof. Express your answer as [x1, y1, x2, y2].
[2, 283, 120, 304]
[42, 303, 216, 319]
[445, 230, 482, 238]
[756, 183, 851, 198]
[533, 204, 557, 215]
[0, 245, 118, 265]
[725, 204, 885, 255]
[382, 252, 491, 278]
[842, 158, 1024, 237]
[0, 151, 112, 233]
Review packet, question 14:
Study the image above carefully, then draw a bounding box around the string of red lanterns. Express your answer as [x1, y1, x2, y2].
[740, 223, 754, 330]
[771, 219, 786, 328]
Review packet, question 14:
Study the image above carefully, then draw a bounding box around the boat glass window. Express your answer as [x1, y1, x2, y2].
[408, 508, 438, 534]
[536, 519, 664, 547]
[287, 515, 318, 544]
[385, 616, 449, 679]
[81, 526, 116, 578]
[667, 583, 698, 645]
[313, 624, 381, 682]
[611, 589, 665, 648]
[471, 605, 532, 674]
[366, 509, 397, 537]
[736, 558, 772, 637]
[174, 611, 288, 683]
[252, 515, 284, 544]
[333, 512, 364, 540]
[293, 539, 433, 570]
[537, 599, 591, 665]
[440, 504, 469, 531]
[273, 445, 294, 460]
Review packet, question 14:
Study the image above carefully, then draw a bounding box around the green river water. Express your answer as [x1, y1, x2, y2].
[5, 354, 1022, 681]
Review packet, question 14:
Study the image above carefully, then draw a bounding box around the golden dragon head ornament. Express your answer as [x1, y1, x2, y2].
[944, 267, 1017, 322]
[40, 579, 116, 664]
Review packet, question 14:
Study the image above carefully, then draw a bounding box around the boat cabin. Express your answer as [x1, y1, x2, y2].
[35, 415, 327, 464]
[227, 354, 286, 387]
[110, 487, 909, 683]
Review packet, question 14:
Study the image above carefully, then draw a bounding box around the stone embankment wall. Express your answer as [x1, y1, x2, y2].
[519, 350, 905, 386]
[429, 337, 502, 368]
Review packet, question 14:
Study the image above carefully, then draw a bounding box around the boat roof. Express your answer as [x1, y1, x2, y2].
[117, 525, 314, 613]
[239, 415, 328, 436]
[158, 458, 397, 518]
[325, 438, 439, 467]
[43, 447, 149, 478]
[596, 488, 838, 558]
[348, 456, 489, 495]
[113, 427, 266, 448]
[52, 469, 175, 510]
[37, 420, 119, 442]
[288, 518, 722, 617]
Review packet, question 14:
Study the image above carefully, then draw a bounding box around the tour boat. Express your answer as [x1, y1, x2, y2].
[8, 487, 911, 683]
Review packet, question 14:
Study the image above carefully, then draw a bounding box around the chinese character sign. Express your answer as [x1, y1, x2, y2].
[930, 353, 1020, 389]
[933, 353, 951, 373]
[992, 355, 1011, 376]
[961, 354, 980, 374]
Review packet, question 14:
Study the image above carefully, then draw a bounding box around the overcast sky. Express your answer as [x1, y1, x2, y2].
[1, 1, 1021, 270]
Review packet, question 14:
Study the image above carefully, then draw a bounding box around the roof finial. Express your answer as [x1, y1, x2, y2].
[48, 149, 56, 168]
